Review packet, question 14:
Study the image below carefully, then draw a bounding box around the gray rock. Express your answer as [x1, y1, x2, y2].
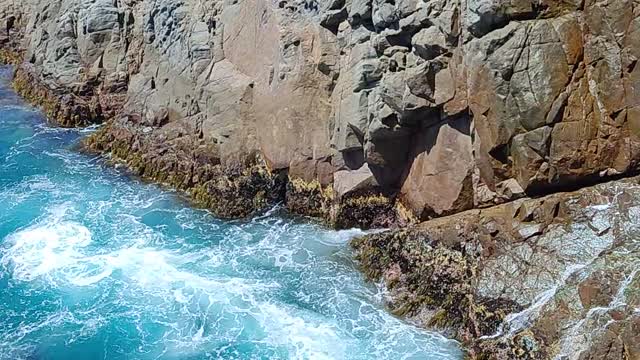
[333, 163, 379, 198]
[411, 26, 448, 60]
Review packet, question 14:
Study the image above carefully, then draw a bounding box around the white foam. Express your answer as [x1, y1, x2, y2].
[319, 228, 368, 246]
[68, 267, 113, 286]
[0, 104, 38, 112]
[256, 303, 347, 360]
[2, 220, 92, 283]
[0, 186, 463, 359]
[77, 123, 103, 134]
[2, 208, 265, 297]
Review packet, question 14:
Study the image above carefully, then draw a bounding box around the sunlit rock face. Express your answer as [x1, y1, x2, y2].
[1, 0, 638, 226]
[353, 176, 640, 359]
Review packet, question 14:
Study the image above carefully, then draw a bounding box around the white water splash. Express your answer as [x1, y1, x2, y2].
[1, 221, 91, 283]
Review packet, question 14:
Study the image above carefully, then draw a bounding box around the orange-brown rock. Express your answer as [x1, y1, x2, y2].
[353, 176, 640, 359]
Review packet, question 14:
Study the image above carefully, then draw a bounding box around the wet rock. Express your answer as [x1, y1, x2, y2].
[12, 65, 103, 127]
[83, 116, 286, 219]
[353, 176, 640, 359]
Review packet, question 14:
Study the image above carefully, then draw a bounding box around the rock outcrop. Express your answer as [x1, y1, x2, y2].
[353, 176, 640, 359]
[2, 0, 639, 227]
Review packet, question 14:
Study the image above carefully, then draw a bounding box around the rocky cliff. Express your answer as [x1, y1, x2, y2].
[1, 0, 639, 358]
[2, 0, 639, 227]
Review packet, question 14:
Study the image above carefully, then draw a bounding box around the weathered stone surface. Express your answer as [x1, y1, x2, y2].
[3, 0, 638, 225]
[334, 163, 379, 198]
[353, 176, 640, 359]
[400, 115, 474, 219]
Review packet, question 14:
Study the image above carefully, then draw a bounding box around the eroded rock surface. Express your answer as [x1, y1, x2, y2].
[1, 0, 639, 226]
[353, 176, 640, 359]
[2, 0, 640, 357]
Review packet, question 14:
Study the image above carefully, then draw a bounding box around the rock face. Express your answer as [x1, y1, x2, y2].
[1, 0, 639, 226]
[353, 176, 640, 359]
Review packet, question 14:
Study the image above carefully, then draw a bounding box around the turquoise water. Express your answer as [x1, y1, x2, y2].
[0, 67, 462, 360]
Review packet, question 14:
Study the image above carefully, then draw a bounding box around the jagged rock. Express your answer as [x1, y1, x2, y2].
[333, 163, 379, 198]
[353, 176, 640, 359]
[0, 0, 638, 225]
[372, 1, 398, 30]
[511, 126, 552, 190]
[1, 0, 638, 228]
[320, 8, 348, 30]
[399, 115, 474, 219]
[412, 26, 449, 60]
[332, 91, 369, 152]
[349, 0, 373, 24]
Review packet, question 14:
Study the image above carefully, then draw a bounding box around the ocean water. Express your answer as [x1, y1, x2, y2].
[0, 66, 462, 360]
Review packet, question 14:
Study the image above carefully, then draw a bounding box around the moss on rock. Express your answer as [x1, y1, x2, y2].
[83, 118, 287, 219]
[11, 66, 103, 127]
[286, 178, 333, 219]
[0, 48, 22, 65]
[332, 190, 400, 230]
[352, 227, 523, 353]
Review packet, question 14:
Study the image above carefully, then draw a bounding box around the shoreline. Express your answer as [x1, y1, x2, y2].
[0, 89, 466, 358]
[3, 52, 640, 360]
[2, 0, 640, 356]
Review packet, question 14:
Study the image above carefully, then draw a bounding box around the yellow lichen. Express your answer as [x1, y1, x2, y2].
[343, 194, 390, 207]
[395, 200, 418, 225]
[0, 49, 23, 65]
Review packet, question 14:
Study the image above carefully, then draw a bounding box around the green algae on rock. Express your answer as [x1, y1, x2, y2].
[12, 66, 105, 128]
[286, 178, 334, 220]
[85, 119, 403, 227]
[0, 49, 107, 128]
[0, 48, 21, 65]
[352, 228, 521, 342]
[286, 177, 404, 230]
[352, 177, 640, 359]
[83, 116, 288, 219]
